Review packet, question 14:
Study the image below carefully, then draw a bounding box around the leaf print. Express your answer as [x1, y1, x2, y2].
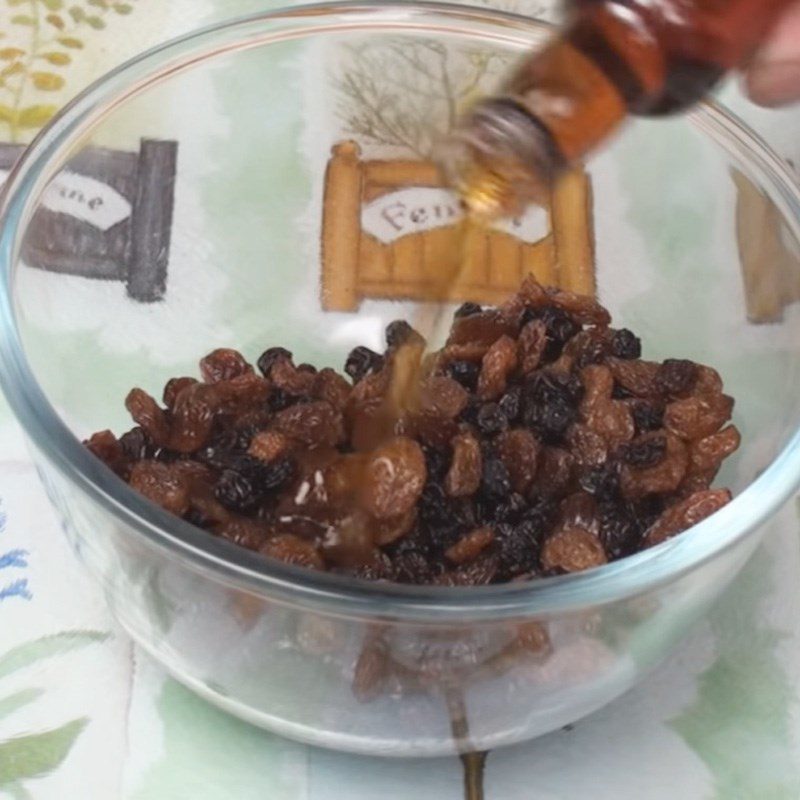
[0, 631, 108, 680]
[56, 36, 83, 48]
[0, 718, 88, 785]
[0, 551, 27, 570]
[40, 52, 71, 66]
[85, 14, 106, 29]
[0, 689, 44, 722]
[17, 104, 57, 127]
[38, 0, 65, 9]
[6, 0, 28, 6]
[0, 106, 12, 124]
[0, 580, 31, 602]
[113, 2, 133, 13]
[68, 5, 85, 22]
[0, 49, 26, 61]
[30, 71, 65, 91]
[10, 15, 36, 26]
[45, 13, 66, 29]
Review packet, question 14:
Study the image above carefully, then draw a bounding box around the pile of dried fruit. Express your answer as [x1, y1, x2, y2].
[86, 276, 739, 585]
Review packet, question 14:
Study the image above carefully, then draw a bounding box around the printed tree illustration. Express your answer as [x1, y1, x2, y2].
[334, 3, 554, 158]
[0, 0, 138, 143]
[335, 38, 510, 159]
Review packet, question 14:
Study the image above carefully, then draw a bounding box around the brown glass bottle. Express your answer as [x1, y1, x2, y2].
[440, 0, 796, 217]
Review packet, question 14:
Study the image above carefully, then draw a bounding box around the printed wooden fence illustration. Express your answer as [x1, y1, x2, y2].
[733, 169, 800, 323]
[321, 141, 594, 311]
[0, 138, 177, 302]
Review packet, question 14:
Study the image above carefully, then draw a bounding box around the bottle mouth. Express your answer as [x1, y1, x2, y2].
[435, 97, 565, 218]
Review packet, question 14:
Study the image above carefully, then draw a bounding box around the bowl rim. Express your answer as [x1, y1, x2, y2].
[2, 1, 800, 623]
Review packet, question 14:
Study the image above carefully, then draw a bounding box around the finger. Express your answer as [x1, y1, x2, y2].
[745, 2, 800, 107]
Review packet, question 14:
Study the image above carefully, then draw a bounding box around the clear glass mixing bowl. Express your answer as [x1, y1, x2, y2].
[1, 2, 800, 757]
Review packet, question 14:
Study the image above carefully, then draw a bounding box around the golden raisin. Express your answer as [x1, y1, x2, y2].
[445, 431, 483, 497]
[541, 528, 607, 573]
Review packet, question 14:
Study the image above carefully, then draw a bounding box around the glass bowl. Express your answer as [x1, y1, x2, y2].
[2, 3, 800, 758]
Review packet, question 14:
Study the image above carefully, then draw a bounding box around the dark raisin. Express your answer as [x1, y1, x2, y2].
[257, 347, 292, 377]
[447, 360, 480, 390]
[612, 383, 635, 400]
[491, 492, 528, 523]
[215, 468, 261, 512]
[477, 402, 509, 435]
[620, 435, 667, 467]
[495, 522, 539, 578]
[119, 426, 154, 461]
[598, 501, 644, 559]
[522, 371, 583, 443]
[422, 446, 449, 481]
[579, 464, 620, 500]
[610, 329, 642, 360]
[480, 457, 511, 498]
[524, 306, 581, 361]
[656, 359, 699, 397]
[344, 346, 385, 383]
[385, 320, 423, 349]
[267, 387, 298, 412]
[454, 302, 482, 319]
[632, 401, 664, 433]
[392, 551, 433, 584]
[458, 397, 482, 427]
[498, 385, 522, 423]
[574, 336, 608, 370]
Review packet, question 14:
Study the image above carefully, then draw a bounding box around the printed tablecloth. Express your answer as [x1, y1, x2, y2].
[1, 1, 800, 798]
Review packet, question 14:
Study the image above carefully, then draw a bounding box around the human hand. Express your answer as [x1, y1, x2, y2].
[745, 2, 800, 106]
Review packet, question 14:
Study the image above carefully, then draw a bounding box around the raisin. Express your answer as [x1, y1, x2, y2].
[496, 428, 540, 494]
[477, 335, 518, 400]
[392, 551, 433, 584]
[546, 287, 612, 326]
[168, 382, 216, 453]
[435, 553, 499, 586]
[480, 456, 512, 498]
[248, 430, 290, 463]
[498, 385, 522, 423]
[313, 368, 351, 411]
[130, 461, 191, 516]
[386, 320, 424, 349]
[531, 447, 574, 497]
[541, 528, 607, 573]
[664, 393, 734, 441]
[261, 534, 325, 570]
[644, 489, 732, 547]
[529, 306, 581, 361]
[344, 346, 385, 383]
[374, 508, 417, 546]
[558, 492, 600, 535]
[271, 358, 317, 396]
[454, 302, 482, 318]
[607, 358, 660, 397]
[447, 310, 517, 347]
[216, 518, 271, 550]
[125, 388, 170, 446]
[566, 424, 608, 468]
[423, 445, 449, 481]
[495, 522, 539, 577]
[215, 468, 261, 512]
[119, 426, 154, 461]
[689, 425, 741, 473]
[360, 437, 426, 519]
[620, 434, 667, 467]
[85, 430, 128, 476]
[579, 464, 619, 500]
[610, 329, 641, 360]
[163, 377, 198, 410]
[476, 402, 508, 435]
[418, 376, 469, 420]
[631, 400, 664, 433]
[447, 360, 480, 390]
[517, 319, 547, 374]
[522, 371, 583, 443]
[445, 526, 495, 564]
[620, 432, 688, 499]
[573, 331, 610, 370]
[656, 359, 699, 397]
[516, 622, 552, 656]
[200, 348, 253, 384]
[272, 401, 345, 447]
[267, 387, 297, 413]
[257, 347, 292, 378]
[445, 432, 482, 497]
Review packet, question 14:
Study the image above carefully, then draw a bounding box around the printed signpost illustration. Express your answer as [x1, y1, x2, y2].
[0, 138, 177, 302]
